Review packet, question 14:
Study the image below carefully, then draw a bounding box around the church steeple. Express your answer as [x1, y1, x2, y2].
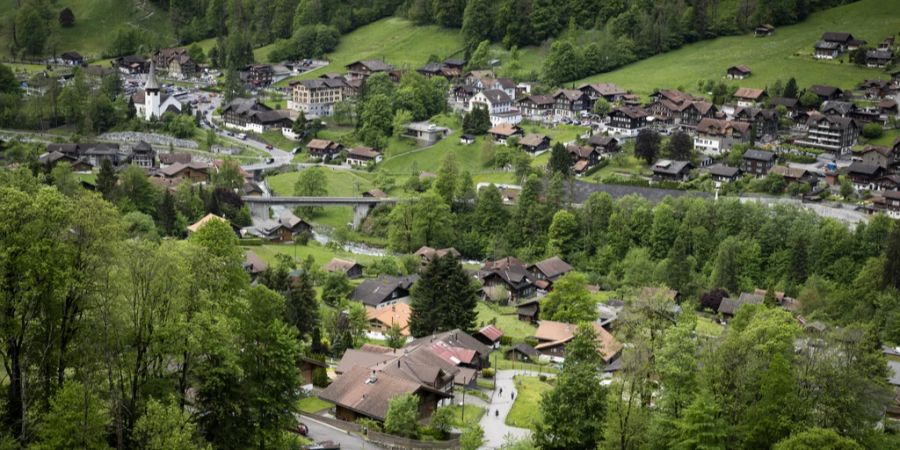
[145, 61, 160, 91]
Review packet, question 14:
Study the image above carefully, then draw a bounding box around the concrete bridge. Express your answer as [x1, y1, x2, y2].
[242, 196, 398, 229]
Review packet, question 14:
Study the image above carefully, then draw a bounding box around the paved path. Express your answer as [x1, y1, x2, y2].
[479, 370, 540, 449]
[300, 415, 386, 450]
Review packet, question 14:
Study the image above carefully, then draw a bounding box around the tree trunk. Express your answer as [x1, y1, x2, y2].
[5, 340, 23, 438]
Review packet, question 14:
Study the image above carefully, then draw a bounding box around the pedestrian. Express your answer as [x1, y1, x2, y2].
[511, 392, 515, 400]
[495, 410, 499, 417]
[499, 388, 503, 396]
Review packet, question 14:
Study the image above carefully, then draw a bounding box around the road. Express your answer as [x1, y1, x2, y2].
[301, 416, 385, 450]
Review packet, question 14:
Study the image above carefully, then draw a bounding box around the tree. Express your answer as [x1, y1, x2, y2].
[32, 380, 109, 450]
[384, 394, 419, 438]
[0, 64, 17, 95]
[16, 6, 50, 55]
[536, 324, 606, 450]
[429, 406, 455, 438]
[321, 272, 353, 306]
[119, 165, 161, 215]
[593, 98, 611, 116]
[547, 142, 572, 176]
[462, 1, 495, 50]
[674, 388, 728, 450]
[412, 192, 454, 248]
[839, 176, 854, 199]
[285, 273, 319, 339]
[799, 90, 820, 108]
[466, 40, 492, 71]
[773, 428, 863, 450]
[434, 155, 459, 205]
[133, 398, 209, 450]
[58, 8, 75, 27]
[463, 106, 491, 135]
[542, 40, 583, 85]
[50, 162, 81, 197]
[409, 254, 478, 336]
[635, 129, 661, 164]
[386, 324, 406, 349]
[666, 131, 694, 160]
[211, 159, 244, 191]
[742, 353, 798, 449]
[783, 78, 798, 99]
[862, 123, 883, 140]
[542, 272, 596, 323]
[547, 210, 578, 259]
[293, 167, 328, 215]
[460, 425, 485, 450]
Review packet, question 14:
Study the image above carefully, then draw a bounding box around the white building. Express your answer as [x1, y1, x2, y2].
[469, 89, 521, 126]
[133, 62, 182, 121]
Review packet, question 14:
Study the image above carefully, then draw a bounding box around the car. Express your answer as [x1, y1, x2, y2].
[291, 423, 308, 436]
[266, 157, 275, 164]
[266, 144, 273, 150]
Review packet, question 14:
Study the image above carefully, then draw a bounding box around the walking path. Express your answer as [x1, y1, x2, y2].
[478, 370, 549, 449]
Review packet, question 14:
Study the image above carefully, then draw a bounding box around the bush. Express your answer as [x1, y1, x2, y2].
[481, 368, 495, 379]
[539, 374, 548, 382]
[357, 418, 382, 433]
[312, 367, 329, 387]
[862, 123, 883, 139]
[293, 230, 312, 245]
[499, 335, 513, 346]
[239, 238, 263, 246]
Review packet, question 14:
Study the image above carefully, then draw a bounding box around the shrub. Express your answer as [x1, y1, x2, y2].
[539, 374, 548, 382]
[481, 368, 495, 379]
[499, 335, 513, 346]
[862, 123, 883, 139]
[239, 238, 263, 246]
[312, 367, 329, 387]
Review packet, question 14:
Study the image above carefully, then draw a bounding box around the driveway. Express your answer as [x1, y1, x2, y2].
[479, 370, 538, 449]
[301, 415, 386, 450]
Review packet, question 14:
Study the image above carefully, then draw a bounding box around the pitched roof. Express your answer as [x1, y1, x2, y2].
[707, 164, 741, 178]
[809, 85, 842, 98]
[346, 59, 391, 72]
[519, 94, 555, 106]
[821, 32, 853, 43]
[742, 149, 775, 162]
[770, 165, 810, 179]
[187, 213, 229, 233]
[652, 159, 692, 176]
[407, 329, 492, 359]
[243, 251, 268, 274]
[728, 65, 752, 74]
[733, 87, 766, 100]
[319, 366, 423, 421]
[534, 321, 622, 362]
[347, 146, 380, 159]
[770, 97, 799, 109]
[350, 275, 419, 307]
[554, 89, 584, 101]
[519, 133, 549, 148]
[507, 343, 539, 358]
[718, 292, 764, 315]
[335, 349, 398, 375]
[589, 135, 618, 148]
[307, 139, 337, 150]
[480, 89, 512, 104]
[477, 325, 503, 343]
[612, 106, 649, 119]
[579, 82, 626, 96]
[325, 258, 361, 274]
[367, 303, 412, 336]
[529, 256, 573, 280]
[488, 123, 522, 137]
[847, 161, 882, 176]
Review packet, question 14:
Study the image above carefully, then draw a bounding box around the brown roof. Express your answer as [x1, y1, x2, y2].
[307, 139, 335, 150]
[413, 246, 460, 261]
[365, 188, 388, 198]
[347, 146, 380, 159]
[728, 65, 752, 74]
[733, 87, 766, 100]
[477, 325, 504, 343]
[770, 165, 809, 180]
[488, 123, 522, 137]
[529, 256, 574, 280]
[861, 146, 892, 157]
[367, 303, 412, 336]
[534, 321, 622, 363]
[325, 257, 360, 274]
[243, 251, 268, 274]
[567, 144, 595, 159]
[335, 349, 398, 375]
[187, 213, 229, 233]
[519, 133, 549, 147]
[319, 366, 423, 421]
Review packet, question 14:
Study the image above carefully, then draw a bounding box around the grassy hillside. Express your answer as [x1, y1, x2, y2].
[0, 0, 174, 60]
[280, 18, 466, 84]
[578, 0, 900, 95]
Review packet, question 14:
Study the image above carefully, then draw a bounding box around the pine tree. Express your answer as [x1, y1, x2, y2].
[409, 254, 477, 336]
[742, 353, 797, 449]
[157, 191, 177, 236]
[96, 158, 118, 201]
[783, 78, 798, 99]
[635, 129, 661, 165]
[547, 142, 572, 176]
[674, 388, 728, 450]
[884, 225, 900, 289]
[286, 274, 318, 339]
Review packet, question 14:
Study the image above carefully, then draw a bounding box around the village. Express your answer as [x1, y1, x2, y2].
[1, 1, 900, 449]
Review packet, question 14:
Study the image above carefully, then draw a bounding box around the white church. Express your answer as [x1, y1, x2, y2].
[133, 62, 182, 121]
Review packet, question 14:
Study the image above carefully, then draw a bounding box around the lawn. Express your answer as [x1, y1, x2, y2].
[0, 0, 175, 60]
[494, 358, 558, 374]
[446, 404, 485, 428]
[506, 376, 553, 431]
[863, 129, 900, 147]
[278, 17, 466, 85]
[476, 302, 537, 343]
[242, 242, 379, 268]
[297, 397, 333, 414]
[266, 168, 378, 197]
[695, 315, 725, 338]
[578, 0, 900, 95]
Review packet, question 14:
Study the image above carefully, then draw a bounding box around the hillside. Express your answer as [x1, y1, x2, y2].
[577, 0, 900, 95]
[284, 17, 466, 84]
[0, 0, 174, 60]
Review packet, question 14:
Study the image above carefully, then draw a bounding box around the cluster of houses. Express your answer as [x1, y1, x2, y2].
[812, 31, 896, 68]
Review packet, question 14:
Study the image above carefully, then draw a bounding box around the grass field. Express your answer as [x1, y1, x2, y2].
[278, 18, 466, 85]
[0, 0, 174, 60]
[695, 316, 725, 338]
[476, 302, 537, 343]
[578, 0, 900, 95]
[297, 397, 333, 414]
[265, 168, 382, 228]
[506, 376, 552, 431]
[446, 404, 485, 428]
[242, 243, 379, 268]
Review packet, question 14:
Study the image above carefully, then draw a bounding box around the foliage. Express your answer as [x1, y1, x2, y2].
[460, 425, 485, 450]
[31, 380, 110, 450]
[862, 123, 883, 140]
[542, 272, 595, 323]
[635, 129, 661, 165]
[384, 394, 420, 438]
[409, 254, 478, 336]
[773, 428, 863, 450]
[463, 106, 491, 135]
[133, 398, 209, 450]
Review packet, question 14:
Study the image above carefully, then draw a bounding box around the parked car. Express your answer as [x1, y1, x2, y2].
[291, 423, 308, 436]
[266, 144, 273, 150]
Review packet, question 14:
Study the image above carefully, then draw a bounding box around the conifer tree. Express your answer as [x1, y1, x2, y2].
[409, 254, 477, 336]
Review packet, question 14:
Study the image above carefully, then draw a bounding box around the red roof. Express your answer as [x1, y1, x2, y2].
[478, 325, 504, 342]
[429, 341, 476, 365]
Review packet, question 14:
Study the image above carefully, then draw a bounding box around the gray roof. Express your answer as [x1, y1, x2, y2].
[848, 161, 882, 176]
[653, 159, 692, 176]
[480, 89, 511, 104]
[821, 101, 854, 116]
[718, 292, 764, 316]
[507, 343, 539, 358]
[297, 78, 346, 89]
[743, 149, 775, 162]
[145, 61, 160, 91]
[707, 164, 741, 178]
[350, 275, 419, 307]
[407, 329, 491, 359]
